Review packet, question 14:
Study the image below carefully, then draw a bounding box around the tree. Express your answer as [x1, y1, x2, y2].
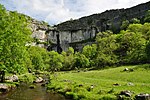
[48, 51, 63, 72]
[145, 41, 150, 63]
[28, 46, 49, 71]
[82, 44, 97, 67]
[61, 48, 75, 70]
[82, 44, 97, 59]
[120, 20, 129, 30]
[144, 10, 150, 22]
[127, 24, 142, 33]
[0, 5, 32, 73]
[96, 34, 119, 67]
[141, 23, 150, 40]
[131, 18, 140, 24]
[66, 47, 74, 56]
[74, 53, 90, 68]
[117, 31, 147, 64]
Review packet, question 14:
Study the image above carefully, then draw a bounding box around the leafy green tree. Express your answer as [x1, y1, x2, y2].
[82, 44, 97, 59]
[48, 51, 63, 72]
[127, 24, 142, 33]
[96, 34, 119, 67]
[96, 31, 113, 40]
[145, 41, 150, 63]
[74, 52, 90, 68]
[82, 44, 97, 67]
[131, 18, 140, 24]
[141, 23, 150, 40]
[120, 20, 129, 30]
[66, 47, 74, 55]
[61, 48, 75, 70]
[117, 31, 147, 64]
[144, 10, 150, 22]
[0, 5, 32, 73]
[28, 46, 49, 71]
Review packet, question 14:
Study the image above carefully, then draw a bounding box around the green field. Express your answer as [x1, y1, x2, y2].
[48, 65, 150, 99]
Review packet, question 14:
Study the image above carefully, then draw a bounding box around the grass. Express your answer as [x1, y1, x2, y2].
[47, 64, 150, 99]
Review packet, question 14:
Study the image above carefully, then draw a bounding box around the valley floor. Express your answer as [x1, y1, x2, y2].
[47, 65, 150, 99]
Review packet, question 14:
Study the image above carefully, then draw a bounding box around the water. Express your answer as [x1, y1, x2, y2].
[0, 83, 66, 100]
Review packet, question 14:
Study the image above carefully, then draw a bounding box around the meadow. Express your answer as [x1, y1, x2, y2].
[47, 64, 150, 99]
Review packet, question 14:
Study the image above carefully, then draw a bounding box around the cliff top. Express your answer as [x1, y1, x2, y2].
[56, 1, 150, 31]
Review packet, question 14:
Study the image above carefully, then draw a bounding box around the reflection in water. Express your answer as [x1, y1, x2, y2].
[0, 83, 66, 100]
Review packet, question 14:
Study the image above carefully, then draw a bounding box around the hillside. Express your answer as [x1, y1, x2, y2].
[26, 1, 150, 52]
[0, 2, 150, 100]
[48, 65, 150, 99]
[56, 1, 150, 32]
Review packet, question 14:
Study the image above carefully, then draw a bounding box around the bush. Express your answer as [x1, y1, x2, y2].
[19, 73, 35, 83]
[65, 92, 78, 100]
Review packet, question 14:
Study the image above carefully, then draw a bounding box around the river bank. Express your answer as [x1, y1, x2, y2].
[0, 83, 66, 100]
[0, 72, 66, 100]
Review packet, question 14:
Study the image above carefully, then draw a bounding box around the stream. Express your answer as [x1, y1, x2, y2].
[0, 83, 66, 100]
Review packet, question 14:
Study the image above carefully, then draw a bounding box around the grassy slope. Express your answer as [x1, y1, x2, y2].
[49, 65, 150, 99]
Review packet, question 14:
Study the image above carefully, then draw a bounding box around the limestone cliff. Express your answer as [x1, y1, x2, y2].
[29, 1, 150, 52]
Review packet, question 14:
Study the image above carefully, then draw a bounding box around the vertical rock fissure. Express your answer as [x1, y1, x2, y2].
[56, 34, 62, 53]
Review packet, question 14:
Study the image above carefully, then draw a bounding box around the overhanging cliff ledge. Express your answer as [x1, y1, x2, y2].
[30, 1, 150, 52]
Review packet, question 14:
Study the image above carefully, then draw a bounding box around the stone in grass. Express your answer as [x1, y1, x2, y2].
[127, 82, 134, 86]
[113, 83, 121, 86]
[120, 90, 132, 97]
[34, 77, 43, 83]
[91, 85, 94, 89]
[0, 84, 9, 93]
[5, 75, 19, 82]
[135, 93, 150, 100]
[123, 68, 129, 71]
[87, 85, 94, 91]
[123, 68, 134, 72]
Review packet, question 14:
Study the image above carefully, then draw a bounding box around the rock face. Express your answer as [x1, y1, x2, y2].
[29, 19, 50, 48]
[57, 1, 150, 32]
[29, 1, 150, 52]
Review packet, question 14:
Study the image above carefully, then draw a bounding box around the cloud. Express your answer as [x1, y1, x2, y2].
[0, 0, 149, 25]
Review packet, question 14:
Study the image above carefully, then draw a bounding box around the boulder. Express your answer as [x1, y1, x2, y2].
[113, 83, 121, 86]
[87, 85, 94, 92]
[34, 77, 43, 83]
[123, 68, 129, 71]
[127, 82, 134, 86]
[0, 84, 9, 92]
[135, 93, 150, 100]
[120, 90, 132, 97]
[91, 85, 94, 89]
[6, 75, 18, 82]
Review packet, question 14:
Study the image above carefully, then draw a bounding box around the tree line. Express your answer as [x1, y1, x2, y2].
[1, 4, 150, 74]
